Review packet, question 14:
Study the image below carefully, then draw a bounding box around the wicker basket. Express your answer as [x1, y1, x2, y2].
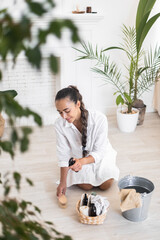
[76, 200, 109, 225]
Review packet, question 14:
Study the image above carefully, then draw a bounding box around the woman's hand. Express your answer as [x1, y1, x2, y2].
[69, 158, 82, 172]
[57, 182, 66, 197]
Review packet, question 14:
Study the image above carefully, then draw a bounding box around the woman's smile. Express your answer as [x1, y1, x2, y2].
[66, 117, 72, 122]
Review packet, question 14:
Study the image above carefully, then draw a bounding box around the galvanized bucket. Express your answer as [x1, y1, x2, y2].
[118, 175, 155, 222]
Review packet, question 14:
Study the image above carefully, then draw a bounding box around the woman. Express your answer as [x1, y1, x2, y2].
[54, 86, 119, 197]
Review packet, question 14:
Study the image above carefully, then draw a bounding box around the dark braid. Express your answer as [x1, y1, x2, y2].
[55, 85, 88, 157]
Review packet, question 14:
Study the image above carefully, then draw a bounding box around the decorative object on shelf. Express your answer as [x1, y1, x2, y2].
[86, 6, 92, 13]
[72, 3, 85, 14]
[72, 10, 85, 14]
[72, 0, 97, 14]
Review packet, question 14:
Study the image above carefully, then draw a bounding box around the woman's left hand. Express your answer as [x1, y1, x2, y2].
[69, 158, 82, 172]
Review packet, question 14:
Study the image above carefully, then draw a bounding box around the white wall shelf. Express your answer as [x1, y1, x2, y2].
[54, 13, 104, 27]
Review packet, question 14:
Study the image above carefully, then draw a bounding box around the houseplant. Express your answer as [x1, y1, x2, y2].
[0, 0, 80, 239]
[74, 0, 160, 131]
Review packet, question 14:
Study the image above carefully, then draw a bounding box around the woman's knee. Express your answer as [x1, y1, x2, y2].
[77, 183, 93, 191]
[99, 178, 114, 191]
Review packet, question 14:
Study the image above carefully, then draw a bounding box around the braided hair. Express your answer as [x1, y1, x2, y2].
[55, 86, 88, 157]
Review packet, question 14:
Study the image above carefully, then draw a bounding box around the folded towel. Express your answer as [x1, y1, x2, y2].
[119, 189, 142, 212]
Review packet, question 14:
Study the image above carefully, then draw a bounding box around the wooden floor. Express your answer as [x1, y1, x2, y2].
[1, 112, 160, 240]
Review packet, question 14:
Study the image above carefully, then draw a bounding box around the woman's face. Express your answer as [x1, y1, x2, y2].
[55, 97, 81, 123]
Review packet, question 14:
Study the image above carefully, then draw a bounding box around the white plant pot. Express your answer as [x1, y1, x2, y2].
[117, 108, 139, 133]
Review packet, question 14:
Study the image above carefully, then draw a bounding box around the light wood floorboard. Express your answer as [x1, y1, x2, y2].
[1, 112, 160, 240]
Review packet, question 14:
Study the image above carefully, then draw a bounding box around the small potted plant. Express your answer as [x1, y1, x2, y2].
[74, 0, 160, 132]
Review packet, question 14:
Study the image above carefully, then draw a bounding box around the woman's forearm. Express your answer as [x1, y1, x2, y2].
[60, 167, 69, 184]
[80, 155, 95, 165]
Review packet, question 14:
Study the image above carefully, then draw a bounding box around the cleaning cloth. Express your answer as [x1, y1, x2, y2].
[119, 189, 142, 212]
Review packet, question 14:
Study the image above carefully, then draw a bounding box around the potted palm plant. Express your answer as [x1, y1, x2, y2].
[114, 0, 160, 125]
[74, 0, 160, 132]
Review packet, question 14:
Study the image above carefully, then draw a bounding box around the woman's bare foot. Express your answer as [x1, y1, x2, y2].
[77, 183, 93, 190]
[99, 178, 114, 190]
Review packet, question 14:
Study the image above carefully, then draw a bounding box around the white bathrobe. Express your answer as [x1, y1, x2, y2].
[54, 110, 119, 187]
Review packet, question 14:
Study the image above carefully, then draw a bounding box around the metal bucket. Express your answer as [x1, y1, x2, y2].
[118, 175, 155, 222]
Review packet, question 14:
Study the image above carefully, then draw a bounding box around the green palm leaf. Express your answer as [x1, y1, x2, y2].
[102, 46, 124, 52]
[136, 0, 156, 30]
[136, 0, 159, 53]
[137, 46, 160, 96]
[138, 13, 160, 52]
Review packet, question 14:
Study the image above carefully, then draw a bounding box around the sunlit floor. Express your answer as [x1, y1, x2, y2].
[1, 112, 160, 240]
